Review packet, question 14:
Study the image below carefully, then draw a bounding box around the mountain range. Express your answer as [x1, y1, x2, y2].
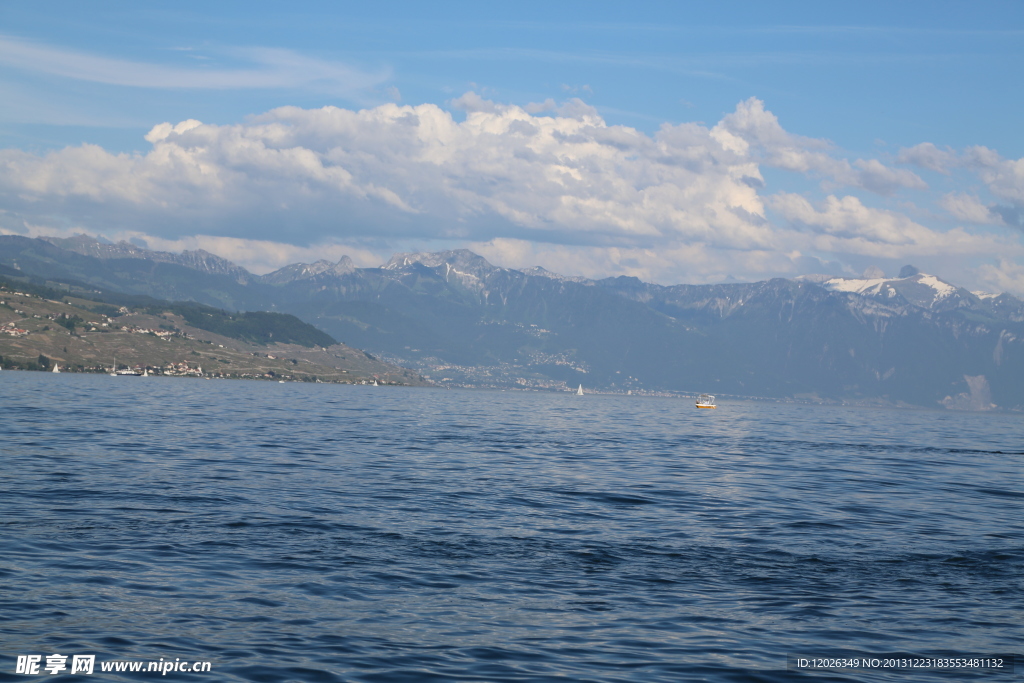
[1, 234, 1021, 409]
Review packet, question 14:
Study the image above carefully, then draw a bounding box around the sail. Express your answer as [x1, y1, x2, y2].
[577, 384, 584, 396]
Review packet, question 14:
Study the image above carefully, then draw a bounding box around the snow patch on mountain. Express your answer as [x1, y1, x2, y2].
[824, 276, 894, 295]
[793, 274, 832, 284]
[915, 274, 957, 300]
[261, 256, 355, 284]
[384, 249, 498, 276]
[522, 267, 592, 284]
[822, 271, 964, 309]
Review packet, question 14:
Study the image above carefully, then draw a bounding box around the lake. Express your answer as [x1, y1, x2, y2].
[1, 373, 1021, 681]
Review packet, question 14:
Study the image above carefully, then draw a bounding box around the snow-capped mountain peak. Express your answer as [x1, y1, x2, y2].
[821, 269, 969, 311]
[383, 249, 499, 276]
[260, 255, 355, 284]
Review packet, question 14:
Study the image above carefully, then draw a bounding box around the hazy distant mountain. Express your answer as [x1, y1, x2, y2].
[594, 273, 1023, 409]
[2, 235, 1022, 409]
[0, 235, 266, 311]
[261, 256, 356, 285]
[44, 235, 253, 283]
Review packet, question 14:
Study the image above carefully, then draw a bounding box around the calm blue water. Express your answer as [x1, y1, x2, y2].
[1, 373, 1021, 681]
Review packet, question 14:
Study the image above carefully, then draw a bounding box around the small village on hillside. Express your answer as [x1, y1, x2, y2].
[0, 282, 425, 385]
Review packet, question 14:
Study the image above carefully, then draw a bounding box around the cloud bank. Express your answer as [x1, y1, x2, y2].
[1, 95, 1022, 292]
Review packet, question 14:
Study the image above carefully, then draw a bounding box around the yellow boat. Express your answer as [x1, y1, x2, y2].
[696, 393, 716, 409]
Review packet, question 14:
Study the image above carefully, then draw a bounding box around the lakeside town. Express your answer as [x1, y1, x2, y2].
[0, 282, 425, 385]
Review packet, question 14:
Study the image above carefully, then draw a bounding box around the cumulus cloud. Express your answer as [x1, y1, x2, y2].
[0, 95, 779, 251]
[769, 193, 1007, 259]
[897, 142, 956, 174]
[850, 158, 928, 194]
[469, 237, 812, 285]
[524, 98, 557, 114]
[961, 146, 1024, 209]
[977, 258, 1024, 296]
[116, 233, 385, 274]
[0, 94, 1021, 290]
[900, 143, 1024, 225]
[938, 192, 1003, 225]
[713, 98, 926, 195]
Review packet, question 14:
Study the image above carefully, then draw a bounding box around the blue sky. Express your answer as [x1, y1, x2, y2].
[1, 1, 1023, 293]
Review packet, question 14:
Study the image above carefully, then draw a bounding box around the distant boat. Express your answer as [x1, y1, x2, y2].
[116, 368, 141, 376]
[696, 393, 716, 409]
[373, 379, 379, 386]
[52, 364, 60, 373]
[576, 384, 584, 396]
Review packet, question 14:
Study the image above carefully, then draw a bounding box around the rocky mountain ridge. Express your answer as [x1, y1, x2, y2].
[3, 234, 1021, 408]
[44, 235, 253, 284]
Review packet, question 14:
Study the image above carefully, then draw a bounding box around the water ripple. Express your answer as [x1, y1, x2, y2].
[1, 373, 1021, 681]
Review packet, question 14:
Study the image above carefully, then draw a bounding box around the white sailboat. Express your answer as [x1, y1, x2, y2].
[373, 379, 379, 387]
[52, 363, 60, 373]
[576, 384, 584, 396]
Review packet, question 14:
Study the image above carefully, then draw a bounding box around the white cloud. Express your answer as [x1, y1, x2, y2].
[713, 98, 926, 195]
[0, 95, 1021, 290]
[977, 258, 1024, 296]
[961, 145, 1024, 208]
[469, 237, 809, 285]
[897, 142, 956, 174]
[769, 193, 1008, 258]
[524, 98, 557, 114]
[770, 193, 925, 246]
[899, 143, 1024, 222]
[938, 192, 1003, 225]
[0, 96, 777, 251]
[0, 35, 389, 96]
[129, 233, 385, 274]
[851, 158, 928, 194]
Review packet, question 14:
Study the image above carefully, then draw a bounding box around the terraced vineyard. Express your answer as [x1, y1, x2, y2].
[0, 283, 426, 385]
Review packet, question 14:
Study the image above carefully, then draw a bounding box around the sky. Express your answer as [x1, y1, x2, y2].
[1, 1, 1023, 294]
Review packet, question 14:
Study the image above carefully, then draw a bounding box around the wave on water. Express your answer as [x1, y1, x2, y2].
[1, 374, 1021, 681]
